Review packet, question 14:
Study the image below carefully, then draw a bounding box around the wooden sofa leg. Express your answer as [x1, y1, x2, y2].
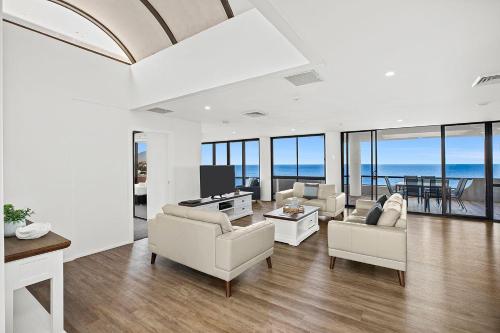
[397, 271, 406, 287]
[151, 253, 157, 265]
[266, 257, 272, 269]
[329, 256, 336, 270]
[225, 280, 232, 298]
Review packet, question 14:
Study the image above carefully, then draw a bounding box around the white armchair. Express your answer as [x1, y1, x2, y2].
[149, 204, 275, 297]
[275, 182, 345, 220]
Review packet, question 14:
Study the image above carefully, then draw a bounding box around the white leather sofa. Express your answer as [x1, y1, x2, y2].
[149, 204, 275, 297]
[328, 194, 407, 286]
[275, 182, 345, 220]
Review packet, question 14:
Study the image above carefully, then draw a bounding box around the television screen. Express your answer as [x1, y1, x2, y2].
[200, 165, 235, 198]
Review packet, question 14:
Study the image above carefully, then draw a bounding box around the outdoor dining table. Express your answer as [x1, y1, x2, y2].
[395, 181, 455, 212]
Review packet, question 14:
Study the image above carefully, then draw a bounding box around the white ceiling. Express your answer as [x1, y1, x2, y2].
[2, 0, 128, 61]
[155, 0, 500, 141]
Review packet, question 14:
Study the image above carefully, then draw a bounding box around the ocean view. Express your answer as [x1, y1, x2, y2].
[236, 164, 500, 183]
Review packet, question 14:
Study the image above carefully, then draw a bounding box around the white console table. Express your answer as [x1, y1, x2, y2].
[4, 232, 71, 333]
[179, 191, 253, 221]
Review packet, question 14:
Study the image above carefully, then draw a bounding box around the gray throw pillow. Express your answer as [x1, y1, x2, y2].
[365, 203, 383, 225]
[303, 183, 319, 199]
[376, 195, 388, 207]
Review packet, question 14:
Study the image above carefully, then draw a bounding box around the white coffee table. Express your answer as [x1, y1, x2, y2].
[264, 206, 319, 246]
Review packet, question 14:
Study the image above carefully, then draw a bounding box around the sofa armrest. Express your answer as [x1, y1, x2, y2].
[328, 220, 406, 263]
[215, 220, 275, 271]
[326, 193, 346, 216]
[275, 189, 294, 207]
[355, 199, 376, 211]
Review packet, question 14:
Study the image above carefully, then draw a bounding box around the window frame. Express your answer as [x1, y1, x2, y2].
[271, 133, 326, 198]
[201, 138, 260, 187]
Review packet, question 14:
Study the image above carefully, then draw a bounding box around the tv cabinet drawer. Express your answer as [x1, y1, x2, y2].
[234, 195, 251, 208]
[234, 205, 251, 216]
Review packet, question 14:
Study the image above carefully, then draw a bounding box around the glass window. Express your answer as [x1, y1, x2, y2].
[377, 126, 441, 213]
[215, 143, 227, 165]
[245, 140, 260, 179]
[230, 141, 243, 186]
[492, 123, 499, 220]
[201, 143, 213, 165]
[445, 124, 485, 217]
[273, 137, 297, 176]
[298, 135, 325, 177]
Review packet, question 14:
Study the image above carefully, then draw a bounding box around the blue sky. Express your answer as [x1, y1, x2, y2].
[137, 142, 147, 154]
[361, 136, 491, 165]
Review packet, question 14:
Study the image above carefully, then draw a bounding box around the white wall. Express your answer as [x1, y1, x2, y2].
[259, 136, 272, 201]
[0, 0, 6, 327]
[2, 23, 201, 260]
[325, 131, 342, 191]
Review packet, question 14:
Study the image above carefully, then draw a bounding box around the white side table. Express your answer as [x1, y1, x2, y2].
[4, 232, 70, 333]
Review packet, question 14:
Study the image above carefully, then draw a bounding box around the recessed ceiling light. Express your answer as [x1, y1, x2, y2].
[397, 119, 403, 122]
[231, 131, 236, 134]
[204, 105, 211, 110]
[291, 128, 296, 132]
[385, 71, 396, 77]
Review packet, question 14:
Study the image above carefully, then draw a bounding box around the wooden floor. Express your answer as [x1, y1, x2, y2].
[28, 202, 500, 332]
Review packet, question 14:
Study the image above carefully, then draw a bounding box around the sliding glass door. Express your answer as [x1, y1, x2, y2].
[343, 131, 376, 206]
[342, 121, 499, 221]
[377, 126, 442, 213]
[493, 123, 500, 220]
[444, 124, 486, 217]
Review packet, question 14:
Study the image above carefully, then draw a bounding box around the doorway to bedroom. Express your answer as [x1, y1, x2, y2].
[133, 131, 148, 240]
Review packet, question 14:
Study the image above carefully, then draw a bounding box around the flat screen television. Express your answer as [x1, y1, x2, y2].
[200, 165, 235, 198]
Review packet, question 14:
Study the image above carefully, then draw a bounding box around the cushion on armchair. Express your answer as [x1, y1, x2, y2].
[292, 182, 305, 198]
[318, 184, 336, 199]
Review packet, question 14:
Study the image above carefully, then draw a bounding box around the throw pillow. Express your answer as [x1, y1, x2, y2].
[376, 195, 388, 207]
[387, 193, 404, 205]
[303, 183, 319, 199]
[365, 203, 383, 225]
[378, 203, 402, 227]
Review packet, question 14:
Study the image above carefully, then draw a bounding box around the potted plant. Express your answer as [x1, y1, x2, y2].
[3, 204, 34, 237]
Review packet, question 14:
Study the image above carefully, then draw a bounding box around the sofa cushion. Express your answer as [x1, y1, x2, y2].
[378, 202, 402, 227]
[351, 208, 369, 217]
[293, 182, 305, 198]
[186, 209, 233, 233]
[303, 183, 319, 199]
[318, 184, 336, 200]
[344, 215, 367, 224]
[365, 203, 383, 225]
[305, 198, 326, 211]
[376, 195, 388, 207]
[287, 197, 308, 205]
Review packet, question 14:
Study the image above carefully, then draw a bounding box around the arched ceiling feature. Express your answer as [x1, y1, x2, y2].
[48, 0, 234, 64]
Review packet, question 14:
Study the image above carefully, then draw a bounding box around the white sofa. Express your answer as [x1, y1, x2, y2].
[149, 204, 275, 297]
[275, 182, 345, 220]
[328, 194, 407, 286]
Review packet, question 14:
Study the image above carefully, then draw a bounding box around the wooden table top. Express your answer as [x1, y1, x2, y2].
[263, 205, 319, 222]
[4, 231, 71, 263]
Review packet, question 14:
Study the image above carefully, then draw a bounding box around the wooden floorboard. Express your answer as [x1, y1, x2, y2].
[28, 202, 500, 332]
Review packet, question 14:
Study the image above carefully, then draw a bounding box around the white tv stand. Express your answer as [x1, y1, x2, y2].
[178, 191, 253, 221]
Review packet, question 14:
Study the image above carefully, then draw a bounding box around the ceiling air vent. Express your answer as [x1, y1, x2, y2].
[284, 70, 322, 86]
[472, 74, 500, 87]
[146, 107, 174, 114]
[243, 111, 267, 118]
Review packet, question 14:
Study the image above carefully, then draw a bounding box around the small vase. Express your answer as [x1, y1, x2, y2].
[4, 220, 26, 237]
